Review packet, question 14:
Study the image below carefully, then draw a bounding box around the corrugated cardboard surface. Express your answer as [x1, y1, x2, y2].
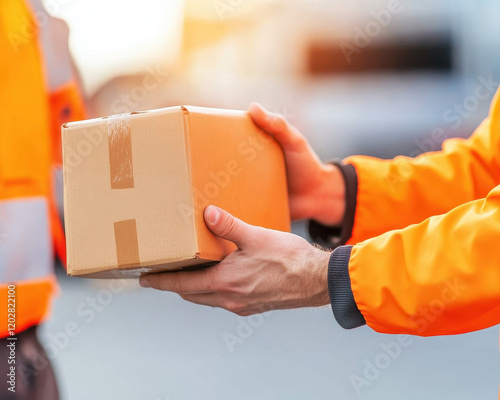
[63, 108, 198, 277]
[63, 106, 290, 278]
[183, 106, 290, 260]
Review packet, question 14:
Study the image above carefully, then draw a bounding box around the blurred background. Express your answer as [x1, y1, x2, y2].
[40, 0, 500, 399]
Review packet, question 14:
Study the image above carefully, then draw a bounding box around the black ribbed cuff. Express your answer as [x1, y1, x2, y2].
[308, 161, 358, 249]
[328, 245, 365, 329]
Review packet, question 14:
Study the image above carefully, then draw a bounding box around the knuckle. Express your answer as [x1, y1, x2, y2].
[237, 310, 253, 317]
[206, 277, 220, 293]
[224, 300, 246, 315]
[172, 274, 185, 294]
[288, 131, 306, 148]
[218, 215, 238, 238]
[218, 282, 237, 295]
[145, 277, 160, 290]
[206, 266, 222, 292]
[270, 114, 287, 131]
[211, 268, 239, 295]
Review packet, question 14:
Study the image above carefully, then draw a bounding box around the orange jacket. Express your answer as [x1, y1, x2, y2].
[0, 0, 85, 338]
[330, 86, 500, 336]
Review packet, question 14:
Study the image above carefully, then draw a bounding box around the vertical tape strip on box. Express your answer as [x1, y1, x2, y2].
[113, 219, 140, 268]
[108, 115, 140, 268]
[108, 115, 134, 189]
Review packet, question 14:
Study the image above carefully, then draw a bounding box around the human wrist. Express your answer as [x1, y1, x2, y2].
[311, 163, 346, 226]
[306, 248, 332, 307]
[308, 162, 358, 248]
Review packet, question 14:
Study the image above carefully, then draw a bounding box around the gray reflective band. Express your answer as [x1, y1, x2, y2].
[0, 197, 53, 282]
[27, 0, 73, 91]
[52, 166, 64, 223]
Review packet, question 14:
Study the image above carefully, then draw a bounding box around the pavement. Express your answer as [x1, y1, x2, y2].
[42, 235, 499, 399]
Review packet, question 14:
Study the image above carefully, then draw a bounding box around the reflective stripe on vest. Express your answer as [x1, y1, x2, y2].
[26, 0, 74, 92]
[0, 197, 52, 282]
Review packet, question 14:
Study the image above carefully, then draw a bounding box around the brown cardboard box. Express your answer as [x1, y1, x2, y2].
[62, 106, 290, 278]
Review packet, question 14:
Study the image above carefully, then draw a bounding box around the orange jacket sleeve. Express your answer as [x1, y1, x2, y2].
[346, 182, 500, 336]
[343, 88, 500, 244]
[324, 86, 500, 336]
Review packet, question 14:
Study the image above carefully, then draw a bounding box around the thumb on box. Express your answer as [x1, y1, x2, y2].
[204, 206, 252, 249]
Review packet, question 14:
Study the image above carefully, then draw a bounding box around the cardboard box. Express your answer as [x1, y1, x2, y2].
[62, 106, 290, 278]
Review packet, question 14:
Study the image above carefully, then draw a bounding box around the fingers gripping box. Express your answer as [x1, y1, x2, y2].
[62, 106, 290, 278]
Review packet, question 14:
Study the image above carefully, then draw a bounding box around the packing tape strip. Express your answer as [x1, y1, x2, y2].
[108, 115, 134, 189]
[113, 219, 140, 268]
[108, 115, 140, 267]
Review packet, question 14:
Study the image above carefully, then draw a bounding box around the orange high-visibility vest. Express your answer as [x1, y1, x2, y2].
[0, 0, 85, 338]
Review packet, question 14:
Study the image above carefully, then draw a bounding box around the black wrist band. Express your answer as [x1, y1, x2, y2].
[308, 160, 358, 249]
